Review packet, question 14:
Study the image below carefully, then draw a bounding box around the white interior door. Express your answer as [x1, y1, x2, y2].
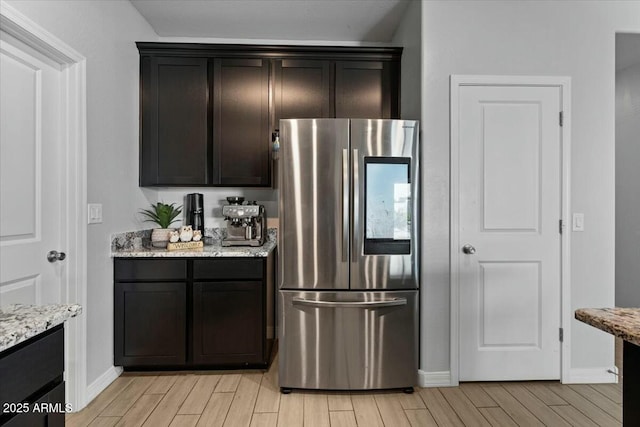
[458, 83, 562, 381]
[0, 35, 64, 305]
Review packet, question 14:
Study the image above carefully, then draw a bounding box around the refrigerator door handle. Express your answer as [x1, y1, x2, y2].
[292, 297, 407, 309]
[352, 148, 359, 263]
[342, 148, 349, 262]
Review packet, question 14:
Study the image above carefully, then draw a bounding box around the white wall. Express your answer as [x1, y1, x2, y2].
[616, 58, 640, 306]
[5, 0, 158, 391]
[422, 0, 640, 379]
[151, 188, 278, 230]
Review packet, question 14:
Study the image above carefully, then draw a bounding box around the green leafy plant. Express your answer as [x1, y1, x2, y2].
[140, 202, 182, 229]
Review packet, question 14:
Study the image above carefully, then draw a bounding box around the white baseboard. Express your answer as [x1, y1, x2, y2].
[565, 367, 618, 384]
[418, 370, 453, 387]
[84, 366, 123, 408]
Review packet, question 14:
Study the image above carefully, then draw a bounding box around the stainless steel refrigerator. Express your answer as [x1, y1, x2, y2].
[278, 118, 419, 392]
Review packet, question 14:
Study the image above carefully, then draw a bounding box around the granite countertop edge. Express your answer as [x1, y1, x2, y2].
[575, 307, 640, 347]
[111, 239, 276, 258]
[0, 303, 82, 353]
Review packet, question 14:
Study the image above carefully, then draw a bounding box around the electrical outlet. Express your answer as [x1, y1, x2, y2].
[88, 203, 103, 224]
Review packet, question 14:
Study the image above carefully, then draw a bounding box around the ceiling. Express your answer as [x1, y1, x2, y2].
[130, 0, 411, 43]
[616, 33, 640, 71]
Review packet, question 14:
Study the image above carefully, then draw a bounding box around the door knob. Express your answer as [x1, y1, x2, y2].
[462, 244, 476, 255]
[47, 250, 66, 263]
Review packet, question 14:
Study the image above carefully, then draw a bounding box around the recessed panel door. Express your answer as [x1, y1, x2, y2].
[458, 84, 562, 381]
[192, 281, 263, 365]
[0, 37, 63, 306]
[140, 56, 209, 185]
[273, 59, 332, 122]
[215, 58, 270, 186]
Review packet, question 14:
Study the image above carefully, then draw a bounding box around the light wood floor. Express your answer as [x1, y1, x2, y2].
[67, 353, 623, 427]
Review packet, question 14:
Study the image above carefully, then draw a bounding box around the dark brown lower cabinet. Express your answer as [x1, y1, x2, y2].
[0, 326, 65, 427]
[193, 281, 263, 365]
[113, 255, 273, 369]
[114, 282, 187, 366]
[2, 382, 65, 427]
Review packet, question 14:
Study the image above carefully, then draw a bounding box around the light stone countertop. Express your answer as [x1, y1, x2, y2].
[575, 307, 640, 347]
[111, 227, 276, 258]
[112, 239, 276, 258]
[0, 303, 82, 353]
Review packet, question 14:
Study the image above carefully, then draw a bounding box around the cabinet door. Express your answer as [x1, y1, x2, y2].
[214, 58, 270, 186]
[140, 57, 210, 186]
[273, 59, 332, 124]
[192, 281, 264, 365]
[114, 282, 186, 366]
[335, 61, 399, 119]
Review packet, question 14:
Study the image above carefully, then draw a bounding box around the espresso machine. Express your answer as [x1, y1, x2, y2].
[222, 197, 267, 247]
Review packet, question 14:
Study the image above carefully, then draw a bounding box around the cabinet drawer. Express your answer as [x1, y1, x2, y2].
[115, 259, 186, 281]
[2, 381, 64, 427]
[0, 326, 64, 408]
[193, 258, 263, 280]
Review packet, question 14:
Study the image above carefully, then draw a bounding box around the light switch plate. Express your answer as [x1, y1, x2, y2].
[572, 213, 584, 232]
[88, 203, 103, 224]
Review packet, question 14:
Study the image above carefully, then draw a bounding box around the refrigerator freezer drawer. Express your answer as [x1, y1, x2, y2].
[279, 290, 418, 390]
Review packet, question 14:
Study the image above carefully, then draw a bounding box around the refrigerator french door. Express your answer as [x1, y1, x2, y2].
[278, 119, 419, 391]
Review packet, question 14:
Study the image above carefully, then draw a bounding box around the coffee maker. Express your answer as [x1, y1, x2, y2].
[222, 197, 267, 247]
[185, 193, 204, 235]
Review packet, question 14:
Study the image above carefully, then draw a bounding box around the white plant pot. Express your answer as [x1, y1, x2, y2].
[151, 228, 173, 248]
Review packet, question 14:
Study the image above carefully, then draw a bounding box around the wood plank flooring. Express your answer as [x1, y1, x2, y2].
[68, 354, 622, 427]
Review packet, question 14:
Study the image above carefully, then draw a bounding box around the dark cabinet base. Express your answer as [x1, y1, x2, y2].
[193, 281, 264, 365]
[114, 255, 275, 370]
[121, 339, 274, 372]
[623, 341, 640, 425]
[114, 282, 187, 366]
[0, 326, 66, 426]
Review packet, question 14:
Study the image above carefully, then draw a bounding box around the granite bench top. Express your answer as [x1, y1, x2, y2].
[575, 307, 640, 347]
[0, 303, 82, 353]
[111, 227, 276, 258]
[112, 240, 276, 258]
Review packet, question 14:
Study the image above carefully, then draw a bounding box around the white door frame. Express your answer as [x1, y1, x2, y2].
[450, 75, 572, 385]
[1, 1, 88, 409]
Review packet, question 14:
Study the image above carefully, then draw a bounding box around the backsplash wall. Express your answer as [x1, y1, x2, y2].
[149, 187, 279, 229]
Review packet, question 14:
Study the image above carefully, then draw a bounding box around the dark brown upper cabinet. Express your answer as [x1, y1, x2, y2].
[140, 57, 210, 186]
[273, 59, 333, 123]
[214, 58, 270, 186]
[137, 43, 401, 187]
[335, 60, 398, 119]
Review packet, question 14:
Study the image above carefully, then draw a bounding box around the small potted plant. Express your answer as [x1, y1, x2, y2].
[140, 202, 182, 247]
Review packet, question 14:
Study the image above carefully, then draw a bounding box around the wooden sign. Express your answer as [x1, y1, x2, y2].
[166, 241, 204, 251]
